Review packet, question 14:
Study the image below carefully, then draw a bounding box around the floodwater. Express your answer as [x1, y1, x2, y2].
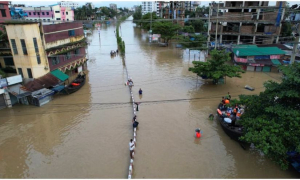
[0, 16, 299, 178]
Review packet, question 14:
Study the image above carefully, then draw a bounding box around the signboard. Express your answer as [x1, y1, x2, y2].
[234, 55, 247, 63]
[249, 64, 265, 67]
[0, 78, 8, 88]
[270, 55, 281, 59]
[152, 34, 161, 41]
[6, 75, 22, 86]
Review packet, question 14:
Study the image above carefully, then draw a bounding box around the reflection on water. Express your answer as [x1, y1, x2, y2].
[0, 16, 299, 178]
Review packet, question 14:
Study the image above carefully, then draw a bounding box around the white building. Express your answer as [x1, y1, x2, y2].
[58, 1, 79, 9]
[110, 3, 117, 11]
[191, 1, 201, 11]
[141, 1, 157, 15]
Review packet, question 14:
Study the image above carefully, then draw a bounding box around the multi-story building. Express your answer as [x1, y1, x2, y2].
[0, 1, 11, 23]
[141, 1, 156, 15]
[5, 22, 87, 79]
[191, 1, 200, 11]
[185, 1, 192, 11]
[19, 4, 74, 23]
[58, 1, 79, 9]
[85, 2, 95, 9]
[209, 1, 286, 45]
[161, 1, 186, 19]
[110, 3, 117, 11]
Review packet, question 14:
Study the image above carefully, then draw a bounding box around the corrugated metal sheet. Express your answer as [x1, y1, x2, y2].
[24, 73, 60, 92]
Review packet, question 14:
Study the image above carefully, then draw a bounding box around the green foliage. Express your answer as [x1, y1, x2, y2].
[281, 22, 293, 37]
[115, 14, 130, 56]
[188, 50, 244, 83]
[152, 21, 181, 44]
[178, 34, 206, 50]
[1, 67, 16, 73]
[0, 69, 6, 78]
[182, 25, 195, 33]
[184, 19, 206, 32]
[140, 12, 160, 30]
[231, 63, 300, 170]
[133, 5, 142, 25]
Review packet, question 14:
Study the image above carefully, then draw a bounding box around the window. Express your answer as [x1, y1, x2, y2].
[0, 9, 6, 17]
[33, 38, 38, 53]
[18, 68, 23, 78]
[52, 56, 60, 65]
[67, 19, 69, 21]
[48, 19, 50, 22]
[62, 12, 64, 15]
[74, 49, 80, 56]
[68, 30, 75, 36]
[33, 12, 36, 15]
[20, 39, 28, 55]
[27, 68, 33, 78]
[46, 12, 49, 15]
[55, 11, 60, 13]
[10, 39, 18, 55]
[37, 12, 40, 15]
[29, 12, 31, 15]
[43, 19, 46, 21]
[37, 55, 41, 64]
[4, 57, 14, 66]
[42, 12, 45, 15]
[0, 4, 4, 8]
[66, 52, 71, 59]
[66, 12, 68, 15]
[56, 18, 61, 20]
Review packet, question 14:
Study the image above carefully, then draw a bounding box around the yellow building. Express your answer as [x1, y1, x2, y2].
[5, 22, 49, 79]
[5, 21, 87, 79]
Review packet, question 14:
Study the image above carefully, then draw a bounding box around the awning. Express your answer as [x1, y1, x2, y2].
[271, 59, 282, 65]
[50, 69, 69, 81]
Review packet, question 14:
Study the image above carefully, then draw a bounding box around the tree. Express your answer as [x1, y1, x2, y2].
[152, 21, 181, 44]
[188, 50, 244, 83]
[184, 19, 206, 32]
[182, 25, 195, 33]
[140, 12, 160, 30]
[232, 63, 300, 170]
[133, 5, 142, 25]
[179, 34, 207, 50]
[281, 22, 293, 37]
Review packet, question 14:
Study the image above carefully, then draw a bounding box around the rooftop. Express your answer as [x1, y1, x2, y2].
[233, 47, 286, 56]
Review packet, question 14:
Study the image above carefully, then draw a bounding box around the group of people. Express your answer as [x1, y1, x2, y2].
[130, 115, 139, 159]
[110, 49, 119, 56]
[218, 92, 245, 125]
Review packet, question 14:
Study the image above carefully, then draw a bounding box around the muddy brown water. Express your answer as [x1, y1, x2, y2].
[0, 17, 299, 178]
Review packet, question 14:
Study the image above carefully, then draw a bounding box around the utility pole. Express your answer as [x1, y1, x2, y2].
[214, 1, 220, 50]
[291, 33, 299, 64]
[207, 4, 211, 58]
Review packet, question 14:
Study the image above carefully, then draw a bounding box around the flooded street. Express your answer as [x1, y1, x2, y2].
[0, 16, 299, 178]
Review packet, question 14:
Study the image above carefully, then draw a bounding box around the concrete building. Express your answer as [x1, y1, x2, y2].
[0, 1, 11, 23]
[161, 1, 186, 19]
[19, 4, 74, 23]
[141, 1, 156, 15]
[5, 22, 87, 79]
[191, 1, 201, 11]
[58, 1, 79, 9]
[110, 3, 117, 11]
[209, 1, 286, 45]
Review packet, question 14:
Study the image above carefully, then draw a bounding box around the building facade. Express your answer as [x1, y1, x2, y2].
[0, 1, 11, 23]
[141, 1, 157, 15]
[209, 1, 286, 45]
[85, 2, 95, 9]
[58, 1, 79, 9]
[15, 4, 74, 23]
[5, 22, 87, 79]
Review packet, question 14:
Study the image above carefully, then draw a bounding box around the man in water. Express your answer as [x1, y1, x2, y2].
[139, 88, 142, 95]
[132, 116, 139, 128]
[129, 139, 135, 159]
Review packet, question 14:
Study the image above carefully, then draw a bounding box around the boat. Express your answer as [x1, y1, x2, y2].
[61, 73, 86, 94]
[217, 104, 244, 142]
[245, 85, 255, 91]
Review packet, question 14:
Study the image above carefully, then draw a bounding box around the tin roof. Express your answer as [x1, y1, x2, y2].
[233, 47, 286, 56]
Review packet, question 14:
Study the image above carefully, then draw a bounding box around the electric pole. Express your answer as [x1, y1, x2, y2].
[214, 1, 220, 50]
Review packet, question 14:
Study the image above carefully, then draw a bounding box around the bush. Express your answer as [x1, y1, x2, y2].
[0, 69, 7, 78]
[1, 67, 16, 73]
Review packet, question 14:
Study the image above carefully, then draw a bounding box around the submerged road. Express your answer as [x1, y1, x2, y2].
[0, 16, 299, 178]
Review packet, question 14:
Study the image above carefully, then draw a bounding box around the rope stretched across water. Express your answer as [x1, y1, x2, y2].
[123, 58, 137, 179]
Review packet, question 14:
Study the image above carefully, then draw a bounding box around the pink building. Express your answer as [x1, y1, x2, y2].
[0, 1, 11, 23]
